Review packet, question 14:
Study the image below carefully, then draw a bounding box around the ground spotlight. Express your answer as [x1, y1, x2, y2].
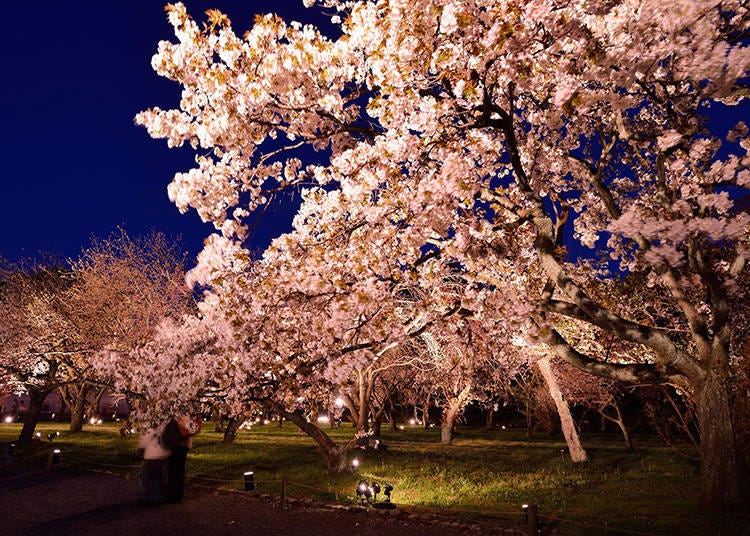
[383, 483, 393, 502]
[47, 448, 61, 469]
[356, 479, 370, 504]
[350, 457, 360, 472]
[4, 415, 13, 424]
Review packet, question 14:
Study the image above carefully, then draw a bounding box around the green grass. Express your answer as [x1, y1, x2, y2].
[2, 422, 748, 535]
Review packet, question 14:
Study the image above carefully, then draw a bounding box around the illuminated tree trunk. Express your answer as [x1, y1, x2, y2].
[265, 401, 352, 474]
[537, 358, 588, 463]
[440, 385, 471, 445]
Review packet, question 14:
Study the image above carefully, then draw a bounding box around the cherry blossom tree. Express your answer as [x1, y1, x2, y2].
[138, 1, 750, 508]
[0, 231, 192, 439]
[0, 260, 86, 441]
[67, 230, 193, 431]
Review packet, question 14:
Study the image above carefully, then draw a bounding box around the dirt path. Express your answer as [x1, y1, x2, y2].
[0, 456, 525, 535]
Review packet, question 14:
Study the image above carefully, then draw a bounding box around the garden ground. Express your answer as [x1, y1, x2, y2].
[0, 456, 505, 536]
[2, 422, 749, 535]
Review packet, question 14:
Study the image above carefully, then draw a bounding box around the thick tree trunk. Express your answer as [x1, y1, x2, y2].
[440, 400, 465, 444]
[264, 400, 352, 474]
[372, 417, 382, 437]
[694, 371, 746, 508]
[440, 405, 460, 444]
[18, 388, 48, 443]
[440, 385, 471, 445]
[90, 387, 106, 418]
[222, 416, 242, 443]
[68, 385, 88, 433]
[389, 410, 398, 431]
[537, 358, 588, 462]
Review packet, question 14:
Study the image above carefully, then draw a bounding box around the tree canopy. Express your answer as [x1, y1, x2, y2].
[135, 0, 749, 508]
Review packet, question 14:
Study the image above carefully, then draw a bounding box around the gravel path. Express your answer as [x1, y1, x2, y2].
[0, 456, 523, 535]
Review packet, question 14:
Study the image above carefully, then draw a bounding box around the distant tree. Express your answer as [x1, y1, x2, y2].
[0, 259, 84, 442]
[63, 229, 192, 432]
[0, 231, 191, 439]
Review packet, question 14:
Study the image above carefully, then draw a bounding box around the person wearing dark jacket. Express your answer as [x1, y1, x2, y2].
[162, 415, 201, 503]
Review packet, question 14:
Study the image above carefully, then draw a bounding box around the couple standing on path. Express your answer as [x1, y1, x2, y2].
[138, 414, 202, 505]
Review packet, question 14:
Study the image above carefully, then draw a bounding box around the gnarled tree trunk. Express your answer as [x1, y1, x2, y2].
[439, 385, 471, 445]
[264, 400, 353, 474]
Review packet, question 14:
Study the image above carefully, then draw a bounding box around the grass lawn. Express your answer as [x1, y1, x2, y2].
[2, 421, 748, 535]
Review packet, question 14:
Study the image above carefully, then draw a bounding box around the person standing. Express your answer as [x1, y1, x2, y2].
[137, 421, 171, 506]
[163, 414, 201, 503]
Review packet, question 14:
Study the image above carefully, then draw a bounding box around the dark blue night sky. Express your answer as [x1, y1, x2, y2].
[2, 2, 744, 266]
[0, 1, 333, 264]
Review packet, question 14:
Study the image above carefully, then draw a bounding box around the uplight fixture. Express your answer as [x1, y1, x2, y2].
[383, 483, 393, 502]
[244, 471, 255, 491]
